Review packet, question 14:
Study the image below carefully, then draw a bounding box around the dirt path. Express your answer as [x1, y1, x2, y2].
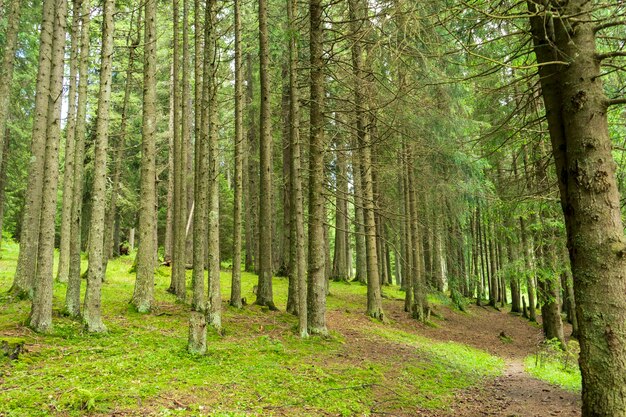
[328, 296, 581, 416]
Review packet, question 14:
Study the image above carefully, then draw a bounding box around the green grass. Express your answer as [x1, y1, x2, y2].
[524, 344, 582, 392]
[1, 239, 504, 416]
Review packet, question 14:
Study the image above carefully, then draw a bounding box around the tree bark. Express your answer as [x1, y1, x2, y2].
[132, 0, 158, 313]
[83, 0, 115, 333]
[287, 0, 308, 337]
[255, 0, 276, 310]
[206, 0, 221, 330]
[230, 0, 244, 309]
[307, 0, 329, 333]
[528, 3, 626, 412]
[65, 0, 90, 317]
[29, 0, 67, 332]
[55, 0, 77, 284]
[188, 0, 207, 355]
[10, 0, 56, 299]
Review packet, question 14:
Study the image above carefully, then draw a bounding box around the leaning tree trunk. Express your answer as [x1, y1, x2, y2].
[132, 0, 158, 313]
[83, 0, 115, 333]
[528, 1, 626, 414]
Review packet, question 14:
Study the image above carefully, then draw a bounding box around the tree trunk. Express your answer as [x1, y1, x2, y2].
[307, 0, 329, 333]
[29, 0, 67, 333]
[188, 0, 207, 355]
[206, 0, 221, 330]
[104, 8, 140, 274]
[132, 0, 158, 313]
[83, 0, 114, 333]
[352, 144, 367, 285]
[10, 0, 56, 299]
[56, 0, 78, 283]
[65, 0, 90, 317]
[286, 0, 307, 337]
[230, 0, 244, 309]
[244, 54, 258, 273]
[0, 0, 20, 174]
[0, 130, 9, 249]
[528, 4, 626, 412]
[332, 139, 350, 281]
[255, 0, 276, 310]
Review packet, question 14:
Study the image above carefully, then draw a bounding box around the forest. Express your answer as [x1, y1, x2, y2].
[0, 0, 625, 415]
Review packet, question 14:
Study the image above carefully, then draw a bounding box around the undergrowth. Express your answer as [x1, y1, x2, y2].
[1, 239, 505, 416]
[524, 339, 581, 392]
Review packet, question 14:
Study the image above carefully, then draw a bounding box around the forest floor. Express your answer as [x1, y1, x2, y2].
[0, 241, 581, 416]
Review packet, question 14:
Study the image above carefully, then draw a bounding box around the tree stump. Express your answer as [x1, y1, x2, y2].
[1, 337, 25, 360]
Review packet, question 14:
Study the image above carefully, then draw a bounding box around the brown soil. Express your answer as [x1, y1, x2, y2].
[351, 297, 582, 417]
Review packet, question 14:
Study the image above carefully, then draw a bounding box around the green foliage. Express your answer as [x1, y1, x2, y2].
[0, 240, 506, 416]
[525, 339, 581, 392]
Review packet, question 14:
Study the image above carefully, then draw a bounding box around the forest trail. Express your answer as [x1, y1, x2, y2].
[331, 295, 582, 417]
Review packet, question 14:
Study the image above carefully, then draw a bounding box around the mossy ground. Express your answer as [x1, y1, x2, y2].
[0, 239, 505, 416]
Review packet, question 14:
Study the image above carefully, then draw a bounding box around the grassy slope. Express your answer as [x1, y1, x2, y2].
[0, 240, 504, 416]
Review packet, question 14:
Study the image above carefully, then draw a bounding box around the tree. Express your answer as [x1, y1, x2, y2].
[132, 0, 158, 313]
[65, 0, 90, 317]
[83, 0, 115, 333]
[307, 0, 328, 335]
[28, 0, 68, 332]
[255, 0, 276, 310]
[287, 0, 307, 337]
[230, 0, 244, 309]
[527, 1, 626, 413]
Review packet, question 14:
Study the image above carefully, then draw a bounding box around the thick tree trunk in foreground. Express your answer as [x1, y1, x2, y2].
[528, 1, 626, 414]
[132, 0, 158, 313]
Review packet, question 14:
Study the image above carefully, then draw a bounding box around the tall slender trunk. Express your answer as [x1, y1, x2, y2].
[132, 0, 158, 313]
[29, 0, 67, 332]
[307, 0, 329, 333]
[0, 0, 20, 176]
[188, 0, 207, 355]
[332, 139, 349, 281]
[56, 0, 79, 283]
[83, 0, 115, 333]
[230, 0, 244, 309]
[244, 54, 258, 273]
[206, 0, 221, 330]
[0, 131, 9, 248]
[255, 0, 276, 310]
[352, 145, 367, 284]
[10, 0, 56, 298]
[65, 0, 90, 317]
[287, 0, 307, 337]
[104, 8, 140, 274]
